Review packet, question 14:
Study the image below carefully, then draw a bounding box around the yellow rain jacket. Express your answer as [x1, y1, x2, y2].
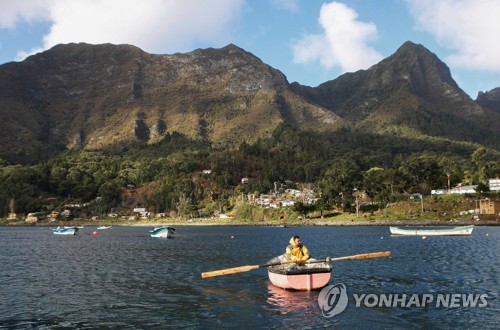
[285, 237, 311, 262]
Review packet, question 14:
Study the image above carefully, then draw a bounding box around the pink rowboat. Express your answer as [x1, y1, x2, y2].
[267, 256, 332, 291]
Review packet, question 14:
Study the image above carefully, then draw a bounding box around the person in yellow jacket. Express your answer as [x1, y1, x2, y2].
[285, 235, 311, 265]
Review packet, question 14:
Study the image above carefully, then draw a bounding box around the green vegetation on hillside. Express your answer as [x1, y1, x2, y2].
[0, 124, 498, 221]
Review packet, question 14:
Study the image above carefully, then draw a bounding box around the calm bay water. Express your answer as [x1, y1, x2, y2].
[0, 225, 498, 329]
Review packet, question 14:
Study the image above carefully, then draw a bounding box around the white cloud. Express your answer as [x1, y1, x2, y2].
[407, 0, 500, 72]
[0, 0, 50, 28]
[2, 0, 245, 59]
[292, 1, 383, 73]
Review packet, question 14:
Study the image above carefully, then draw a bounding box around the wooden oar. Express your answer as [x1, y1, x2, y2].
[201, 251, 391, 279]
[201, 260, 296, 279]
[308, 251, 391, 263]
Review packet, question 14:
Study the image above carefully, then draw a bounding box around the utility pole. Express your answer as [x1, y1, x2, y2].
[421, 194, 424, 213]
[353, 188, 359, 217]
[339, 192, 344, 212]
[356, 196, 360, 217]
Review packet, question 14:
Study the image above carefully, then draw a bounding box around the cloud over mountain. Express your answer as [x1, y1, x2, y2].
[292, 2, 383, 73]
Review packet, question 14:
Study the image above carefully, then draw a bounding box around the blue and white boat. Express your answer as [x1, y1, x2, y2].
[53, 226, 78, 235]
[149, 226, 175, 238]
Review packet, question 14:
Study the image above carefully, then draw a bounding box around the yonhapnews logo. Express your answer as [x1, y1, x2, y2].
[318, 284, 489, 318]
[318, 283, 348, 317]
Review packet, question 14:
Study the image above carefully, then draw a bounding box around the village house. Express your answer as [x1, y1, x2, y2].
[48, 211, 59, 222]
[281, 200, 296, 207]
[248, 187, 317, 209]
[489, 178, 500, 192]
[270, 200, 280, 208]
[479, 198, 500, 215]
[133, 207, 150, 218]
[450, 185, 477, 194]
[61, 209, 71, 218]
[432, 178, 499, 196]
[25, 213, 40, 223]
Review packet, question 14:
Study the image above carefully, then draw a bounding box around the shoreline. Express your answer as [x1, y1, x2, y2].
[2, 217, 499, 227]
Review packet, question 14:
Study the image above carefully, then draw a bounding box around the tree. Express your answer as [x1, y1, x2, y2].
[401, 154, 444, 193]
[176, 194, 196, 219]
[475, 182, 490, 195]
[471, 148, 500, 183]
[293, 201, 314, 219]
[97, 181, 122, 213]
[363, 167, 394, 206]
[318, 159, 361, 211]
[314, 196, 330, 218]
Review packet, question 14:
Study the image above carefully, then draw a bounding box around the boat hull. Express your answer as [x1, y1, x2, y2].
[390, 225, 474, 236]
[268, 270, 331, 291]
[149, 227, 175, 238]
[267, 256, 332, 291]
[53, 227, 78, 235]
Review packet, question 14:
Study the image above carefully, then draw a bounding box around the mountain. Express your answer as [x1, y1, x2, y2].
[0, 41, 499, 164]
[476, 88, 500, 113]
[0, 43, 343, 163]
[290, 41, 500, 146]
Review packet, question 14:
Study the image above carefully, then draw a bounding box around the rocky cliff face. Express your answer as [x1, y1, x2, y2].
[0, 43, 343, 163]
[0, 41, 498, 164]
[476, 88, 500, 113]
[291, 41, 499, 144]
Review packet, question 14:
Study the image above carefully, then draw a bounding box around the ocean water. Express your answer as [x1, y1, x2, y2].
[0, 225, 498, 329]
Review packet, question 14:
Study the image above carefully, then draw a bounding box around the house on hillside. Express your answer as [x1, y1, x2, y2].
[133, 207, 150, 218]
[48, 211, 59, 222]
[450, 185, 477, 194]
[26, 213, 42, 223]
[489, 178, 500, 192]
[479, 198, 500, 215]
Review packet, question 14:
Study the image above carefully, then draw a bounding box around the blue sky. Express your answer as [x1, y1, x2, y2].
[1, 0, 499, 98]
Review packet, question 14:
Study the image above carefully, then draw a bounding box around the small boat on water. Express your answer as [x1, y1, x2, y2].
[390, 225, 474, 236]
[97, 225, 112, 229]
[53, 226, 78, 235]
[149, 226, 176, 238]
[266, 255, 332, 291]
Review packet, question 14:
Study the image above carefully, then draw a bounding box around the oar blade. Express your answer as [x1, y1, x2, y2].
[201, 265, 259, 278]
[329, 251, 391, 262]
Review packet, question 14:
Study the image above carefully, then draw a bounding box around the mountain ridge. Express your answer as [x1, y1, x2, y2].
[0, 41, 499, 164]
[290, 41, 499, 149]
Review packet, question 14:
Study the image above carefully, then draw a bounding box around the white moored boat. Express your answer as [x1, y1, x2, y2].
[149, 226, 176, 238]
[390, 225, 474, 236]
[53, 226, 78, 235]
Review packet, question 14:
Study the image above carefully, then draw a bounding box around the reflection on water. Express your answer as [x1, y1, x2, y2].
[265, 281, 340, 328]
[266, 282, 319, 315]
